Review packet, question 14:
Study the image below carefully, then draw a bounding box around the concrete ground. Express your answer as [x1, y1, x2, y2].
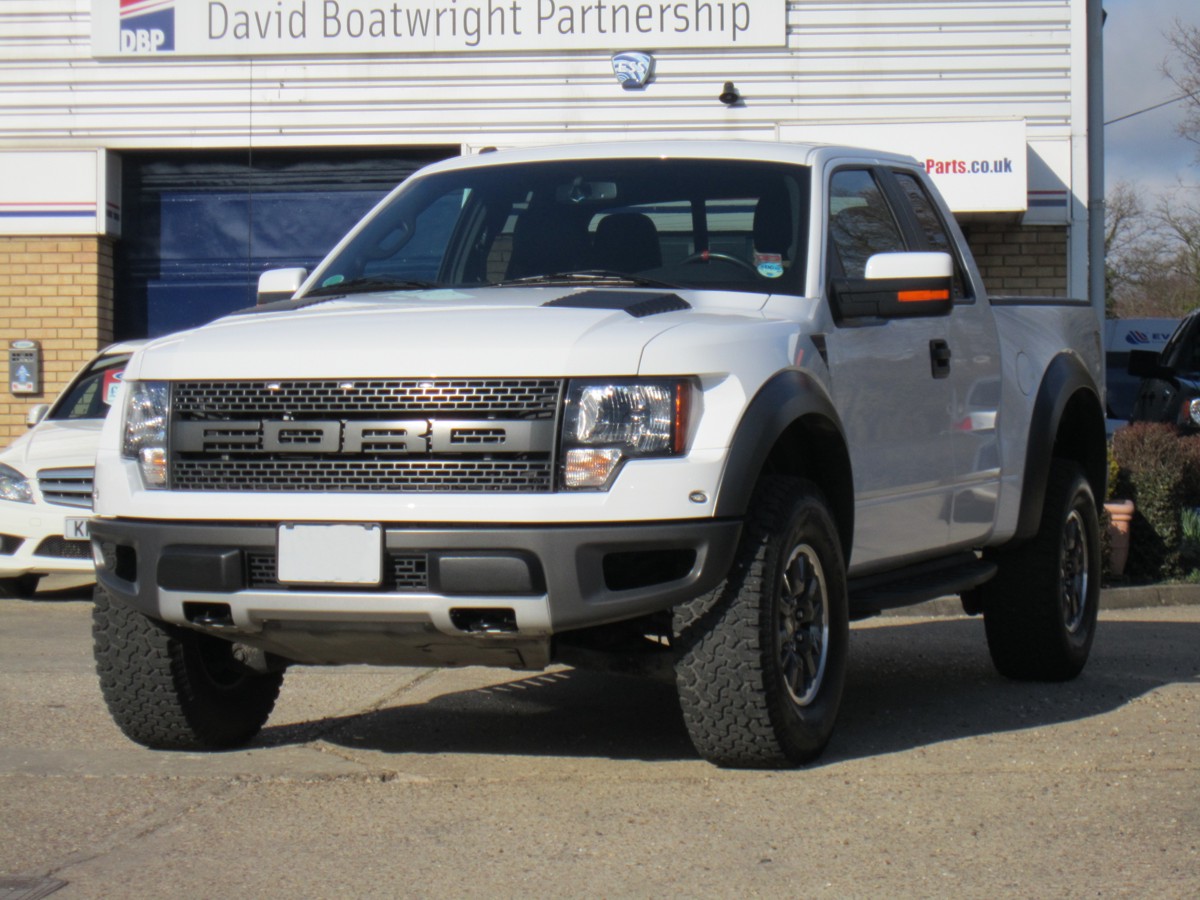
[0, 584, 1197, 898]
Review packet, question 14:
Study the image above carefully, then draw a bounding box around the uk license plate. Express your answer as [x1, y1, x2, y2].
[64, 517, 90, 540]
[277, 523, 382, 585]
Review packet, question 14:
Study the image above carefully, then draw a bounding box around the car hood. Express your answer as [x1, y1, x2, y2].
[128, 285, 775, 381]
[0, 418, 104, 473]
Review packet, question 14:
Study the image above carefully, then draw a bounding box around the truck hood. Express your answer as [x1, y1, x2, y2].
[130, 285, 772, 380]
[0, 419, 104, 473]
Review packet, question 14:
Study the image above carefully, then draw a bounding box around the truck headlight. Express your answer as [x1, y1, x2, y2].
[121, 381, 170, 488]
[0, 464, 33, 504]
[560, 379, 691, 489]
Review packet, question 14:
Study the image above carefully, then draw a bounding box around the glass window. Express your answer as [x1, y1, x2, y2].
[893, 171, 971, 299]
[48, 354, 133, 421]
[827, 170, 907, 278]
[309, 158, 812, 297]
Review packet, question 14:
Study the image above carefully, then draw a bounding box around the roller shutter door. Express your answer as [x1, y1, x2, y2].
[115, 148, 454, 338]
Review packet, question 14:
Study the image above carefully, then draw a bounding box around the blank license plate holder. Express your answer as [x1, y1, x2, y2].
[277, 523, 382, 585]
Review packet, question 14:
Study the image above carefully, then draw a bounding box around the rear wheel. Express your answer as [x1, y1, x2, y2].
[981, 460, 1100, 681]
[92, 586, 283, 749]
[674, 476, 849, 768]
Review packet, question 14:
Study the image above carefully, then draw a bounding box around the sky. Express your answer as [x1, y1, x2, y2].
[1103, 0, 1200, 196]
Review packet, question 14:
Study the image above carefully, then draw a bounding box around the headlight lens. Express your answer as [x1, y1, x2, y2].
[0, 463, 33, 504]
[561, 380, 691, 489]
[122, 380, 170, 488]
[1186, 398, 1200, 427]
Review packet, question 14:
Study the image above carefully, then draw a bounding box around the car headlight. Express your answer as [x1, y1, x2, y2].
[0, 463, 34, 504]
[121, 380, 170, 488]
[560, 379, 692, 489]
[1185, 398, 1200, 428]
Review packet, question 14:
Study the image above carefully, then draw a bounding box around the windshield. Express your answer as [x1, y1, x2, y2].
[307, 157, 810, 296]
[47, 352, 133, 421]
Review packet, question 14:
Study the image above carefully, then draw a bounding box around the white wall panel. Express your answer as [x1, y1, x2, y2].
[0, 2, 1079, 146]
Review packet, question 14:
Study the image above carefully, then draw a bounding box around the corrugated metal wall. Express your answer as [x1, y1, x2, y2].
[0, 2, 1078, 149]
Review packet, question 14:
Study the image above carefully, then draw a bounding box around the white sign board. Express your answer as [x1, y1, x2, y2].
[780, 120, 1029, 214]
[92, 0, 787, 57]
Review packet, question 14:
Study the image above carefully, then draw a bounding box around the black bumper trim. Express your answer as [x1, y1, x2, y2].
[91, 517, 742, 633]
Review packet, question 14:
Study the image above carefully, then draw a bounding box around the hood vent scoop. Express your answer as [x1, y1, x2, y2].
[542, 290, 690, 318]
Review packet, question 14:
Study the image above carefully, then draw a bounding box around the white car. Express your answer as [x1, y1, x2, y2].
[0, 341, 144, 598]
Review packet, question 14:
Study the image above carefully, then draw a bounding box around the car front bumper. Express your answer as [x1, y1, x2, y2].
[0, 500, 94, 580]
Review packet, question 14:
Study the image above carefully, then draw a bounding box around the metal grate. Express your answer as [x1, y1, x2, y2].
[37, 467, 94, 509]
[174, 379, 560, 418]
[33, 537, 90, 560]
[173, 459, 553, 492]
[247, 551, 429, 591]
[169, 379, 562, 493]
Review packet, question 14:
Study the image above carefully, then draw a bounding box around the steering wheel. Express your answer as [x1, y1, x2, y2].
[680, 250, 759, 275]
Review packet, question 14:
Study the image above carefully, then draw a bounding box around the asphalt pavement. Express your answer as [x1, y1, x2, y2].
[1, 584, 1197, 898]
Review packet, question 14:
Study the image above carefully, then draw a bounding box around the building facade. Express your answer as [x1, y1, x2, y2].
[0, 0, 1102, 437]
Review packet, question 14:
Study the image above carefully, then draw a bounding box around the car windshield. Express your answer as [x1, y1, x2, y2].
[47, 353, 133, 421]
[307, 157, 810, 297]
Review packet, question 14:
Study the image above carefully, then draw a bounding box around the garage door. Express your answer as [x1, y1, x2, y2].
[115, 148, 455, 339]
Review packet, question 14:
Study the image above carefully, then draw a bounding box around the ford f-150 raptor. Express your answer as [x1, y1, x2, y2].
[89, 141, 1107, 767]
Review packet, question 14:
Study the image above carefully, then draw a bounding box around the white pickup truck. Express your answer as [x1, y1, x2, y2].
[90, 141, 1106, 767]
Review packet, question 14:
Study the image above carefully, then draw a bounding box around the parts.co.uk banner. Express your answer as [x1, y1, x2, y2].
[91, 0, 786, 56]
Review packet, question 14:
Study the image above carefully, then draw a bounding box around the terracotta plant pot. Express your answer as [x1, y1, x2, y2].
[1104, 499, 1135, 577]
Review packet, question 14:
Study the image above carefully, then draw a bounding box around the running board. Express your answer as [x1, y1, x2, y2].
[848, 552, 996, 619]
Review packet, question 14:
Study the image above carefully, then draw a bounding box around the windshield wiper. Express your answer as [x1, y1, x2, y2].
[491, 270, 679, 289]
[305, 276, 438, 297]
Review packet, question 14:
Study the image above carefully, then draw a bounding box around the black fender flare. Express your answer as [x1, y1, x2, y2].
[714, 369, 854, 558]
[1014, 352, 1107, 543]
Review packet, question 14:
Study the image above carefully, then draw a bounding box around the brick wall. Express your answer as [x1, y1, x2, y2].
[0, 236, 114, 442]
[962, 221, 1069, 297]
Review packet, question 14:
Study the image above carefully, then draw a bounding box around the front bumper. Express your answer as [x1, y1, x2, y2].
[90, 517, 741, 670]
[0, 500, 93, 580]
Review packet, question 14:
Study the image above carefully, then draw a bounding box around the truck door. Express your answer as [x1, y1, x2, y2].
[889, 170, 1003, 548]
[823, 167, 955, 568]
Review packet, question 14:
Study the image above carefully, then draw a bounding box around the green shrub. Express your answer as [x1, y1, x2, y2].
[1110, 423, 1200, 580]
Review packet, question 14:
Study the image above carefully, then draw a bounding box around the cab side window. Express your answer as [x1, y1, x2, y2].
[892, 171, 971, 300]
[828, 169, 907, 278]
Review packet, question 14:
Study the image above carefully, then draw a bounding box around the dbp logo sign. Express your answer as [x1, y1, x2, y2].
[119, 0, 175, 53]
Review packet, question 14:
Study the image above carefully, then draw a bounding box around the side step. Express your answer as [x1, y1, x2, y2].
[848, 552, 996, 619]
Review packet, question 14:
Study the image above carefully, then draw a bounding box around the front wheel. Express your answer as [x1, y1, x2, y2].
[92, 586, 283, 750]
[980, 459, 1100, 681]
[674, 476, 849, 768]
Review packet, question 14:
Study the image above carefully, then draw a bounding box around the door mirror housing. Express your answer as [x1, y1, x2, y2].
[25, 404, 49, 428]
[830, 252, 954, 322]
[256, 268, 308, 306]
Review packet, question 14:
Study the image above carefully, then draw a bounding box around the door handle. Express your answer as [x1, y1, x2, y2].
[930, 340, 952, 379]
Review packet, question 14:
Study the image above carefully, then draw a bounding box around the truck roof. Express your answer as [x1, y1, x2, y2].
[412, 139, 922, 176]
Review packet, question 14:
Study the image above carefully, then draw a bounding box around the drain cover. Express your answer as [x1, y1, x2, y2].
[0, 878, 67, 900]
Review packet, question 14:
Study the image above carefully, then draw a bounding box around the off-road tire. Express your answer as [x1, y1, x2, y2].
[674, 475, 849, 768]
[981, 459, 1100, 681]
[0, 575, 39, 599]
[92, 586, 283, 750]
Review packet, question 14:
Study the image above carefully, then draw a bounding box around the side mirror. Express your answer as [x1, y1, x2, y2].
[830, 252, 954, 321]
[256, 268, 308, 306]
[25, 404, 49, 428]
[1128, 348, 1168, 379]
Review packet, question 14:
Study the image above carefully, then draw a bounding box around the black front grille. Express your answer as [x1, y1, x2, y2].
[34, 537, 90, 559]
[247, 551, 429, 591]
[170, 379, 563, 493]
[175, 379, 560, 417]
[37, 468, 94, 509]
[173, 459, 553, 492]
